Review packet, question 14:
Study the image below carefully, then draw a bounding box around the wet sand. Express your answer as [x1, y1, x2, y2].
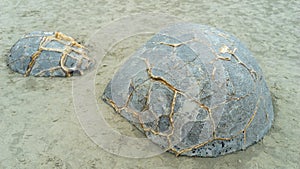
[0, 0, 299, 168]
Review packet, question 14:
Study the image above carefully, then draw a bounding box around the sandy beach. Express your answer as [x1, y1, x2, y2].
[0, 0, 299, 168]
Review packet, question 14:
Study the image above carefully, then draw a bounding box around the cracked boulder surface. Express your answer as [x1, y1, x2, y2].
[8, 31, 94, 77]
[102, 23, 274, 157]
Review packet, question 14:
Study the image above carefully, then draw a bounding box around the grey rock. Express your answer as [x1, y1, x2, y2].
[8, 31, 94, 77]
[102, 23, 274, 157]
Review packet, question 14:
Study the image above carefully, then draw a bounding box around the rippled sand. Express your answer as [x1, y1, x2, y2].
[0, 0, 299, 168]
